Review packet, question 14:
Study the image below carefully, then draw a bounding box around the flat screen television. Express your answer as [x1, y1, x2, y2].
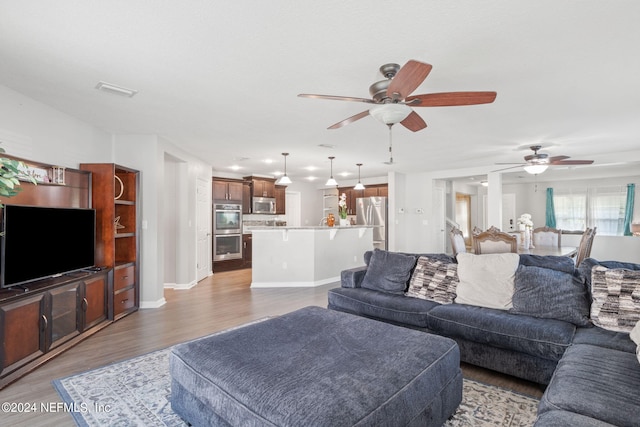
[0, 204, 96, 289]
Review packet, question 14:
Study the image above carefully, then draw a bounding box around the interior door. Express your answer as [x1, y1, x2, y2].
[434, 186, 446, 252]
[196, 177, 211, 281]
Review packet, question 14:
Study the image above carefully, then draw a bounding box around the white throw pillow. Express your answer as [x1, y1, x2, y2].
[454, 252, 520, 310]
[631, 320, 640, 365]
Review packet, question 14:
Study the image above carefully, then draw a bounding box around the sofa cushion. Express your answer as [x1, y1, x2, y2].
[454, 253, 520, 310]
[534, 410, 618, 426]
[590, 266, 640, 332]
[363, 250, 454, 267]
[631, 321, 640, 365]
[519, 254, 576, 274]
[405, 256, 459, 304]
[510, 265, 590, 326]
[578, 258, 640, 292]
[328, 287, 439, 328]
[427, 303, 575, 361]
[361, 249, 417, 295]
[572, 326, 637, 354]
[538, 344, 640, 427]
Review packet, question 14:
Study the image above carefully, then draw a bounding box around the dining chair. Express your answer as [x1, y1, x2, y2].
[532, 226, 562, 247]
[575, 227, 597, 266]
[450, 226, 466, 256]
[472, 226, 518, 254]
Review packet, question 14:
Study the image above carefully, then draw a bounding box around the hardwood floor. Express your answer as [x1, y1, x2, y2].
[0, 269, 544, 426]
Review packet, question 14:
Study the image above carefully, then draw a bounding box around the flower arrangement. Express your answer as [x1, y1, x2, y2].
[517, 213, 533, 229]
[338, 193, 348, 219]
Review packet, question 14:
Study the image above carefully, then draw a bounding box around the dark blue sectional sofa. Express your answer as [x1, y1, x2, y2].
[327, 251, 640, 427]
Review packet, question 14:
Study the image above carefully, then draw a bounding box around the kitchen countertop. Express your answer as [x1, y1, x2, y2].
[244, 225, 375, 233]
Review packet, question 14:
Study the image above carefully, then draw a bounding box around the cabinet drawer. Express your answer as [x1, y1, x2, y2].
[113, 288, 136, 317]
[114, 266, 135, 292]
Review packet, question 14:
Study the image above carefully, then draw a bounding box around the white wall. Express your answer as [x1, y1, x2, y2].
[0, 85, 112, 165]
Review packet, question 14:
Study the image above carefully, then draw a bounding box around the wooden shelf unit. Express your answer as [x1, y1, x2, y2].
[80, 163, 140, 320]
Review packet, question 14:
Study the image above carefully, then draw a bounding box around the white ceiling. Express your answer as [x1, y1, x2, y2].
[1, 1, 639, 182]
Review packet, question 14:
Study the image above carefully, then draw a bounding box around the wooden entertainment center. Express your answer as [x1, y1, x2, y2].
[0, 156, 140, 389]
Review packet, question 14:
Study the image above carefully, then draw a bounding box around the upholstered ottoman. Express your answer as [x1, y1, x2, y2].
[170, 306, 462, 426]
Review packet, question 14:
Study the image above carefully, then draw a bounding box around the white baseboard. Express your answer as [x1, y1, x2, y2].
[250, 276, 339, 288]
[164, 280, 197, 290]
[140, 297, 166, 309]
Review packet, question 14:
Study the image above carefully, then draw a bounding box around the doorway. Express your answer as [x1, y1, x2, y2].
[455, 193, 472, 246]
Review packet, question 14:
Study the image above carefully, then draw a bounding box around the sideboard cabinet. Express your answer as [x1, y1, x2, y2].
[0, 270, 111, 389]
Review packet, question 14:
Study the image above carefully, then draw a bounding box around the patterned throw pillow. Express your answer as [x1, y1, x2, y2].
[405, 256, 459, 304]
[591, 266, 640, 333]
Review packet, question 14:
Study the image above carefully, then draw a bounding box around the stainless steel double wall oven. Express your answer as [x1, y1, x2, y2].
[213, 201, 242, 260]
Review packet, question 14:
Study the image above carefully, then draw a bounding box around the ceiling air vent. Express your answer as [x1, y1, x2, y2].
[95, 81, 138, 98]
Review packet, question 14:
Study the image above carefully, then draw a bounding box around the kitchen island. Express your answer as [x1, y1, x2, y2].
[250, 226, 374, 287]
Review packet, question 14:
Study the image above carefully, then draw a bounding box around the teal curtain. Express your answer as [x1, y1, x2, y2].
[545, 187, 557, 228]
[623, 183, 635, 236]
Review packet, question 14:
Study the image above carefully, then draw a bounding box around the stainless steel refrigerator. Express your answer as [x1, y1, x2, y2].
[356, 196, 388, 250]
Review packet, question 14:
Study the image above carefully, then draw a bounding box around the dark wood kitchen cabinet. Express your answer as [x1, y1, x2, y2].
[213, 178, 243, 201]
[243, 234, 252, 268]
[245, 176, 276, 198]
[275, 185, 286, 214]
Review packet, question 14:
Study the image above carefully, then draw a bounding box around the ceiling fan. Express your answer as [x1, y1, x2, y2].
[298, 60, 497, 132]
[495, 145, 594, 174]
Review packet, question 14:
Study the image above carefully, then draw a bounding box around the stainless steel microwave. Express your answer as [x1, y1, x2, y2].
[253, 197, 276, 214]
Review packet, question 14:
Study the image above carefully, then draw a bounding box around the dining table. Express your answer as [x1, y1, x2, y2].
[517, 245, 577, 257]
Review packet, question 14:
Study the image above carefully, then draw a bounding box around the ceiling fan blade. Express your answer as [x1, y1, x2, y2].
[492, 165, 526, 172]
[386, 60, 432, 100]
[495, 162, 527, 165]
[327, 110, 370, 129]
[298, 94, 375, 104]
[550, 159, 594, 165]
[400, 111, 427, 132]
[548, 155, 570, 162]
[406, 91, 497, 107]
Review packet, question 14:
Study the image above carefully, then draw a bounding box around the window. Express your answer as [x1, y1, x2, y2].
[554, 186, 627, 235]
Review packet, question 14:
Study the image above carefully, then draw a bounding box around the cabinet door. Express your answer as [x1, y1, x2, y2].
[0, 294, 46, 375]
[377, 185, 388, 197]
[82, 274, 108, 331]
[275, 186, 286, 214]
[253, 179, 275, 198]
[243, 234, 252, 267]
[212, 180, 228, 200]
[242, 182, 251, 214]
[363, 187, 379, 197]
[48, 282, 81, 350]
[227, 181, 243, 201]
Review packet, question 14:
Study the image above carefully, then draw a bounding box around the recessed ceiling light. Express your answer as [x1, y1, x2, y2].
[95, 81, 138, 97]
[306, 176, 318, 181]
[229, 165, 242, 171]
[264, 158, 274, 164]
[339, 172, 351, 177]
[305, 166, 318, 171]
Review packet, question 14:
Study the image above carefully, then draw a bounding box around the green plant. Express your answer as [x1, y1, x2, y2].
[0, 146, 35, 205]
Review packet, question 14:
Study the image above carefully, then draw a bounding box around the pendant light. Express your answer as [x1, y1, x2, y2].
[325, 156, 338, 186]
[353, 163, 365, 190]
[276, 152, 292, 184]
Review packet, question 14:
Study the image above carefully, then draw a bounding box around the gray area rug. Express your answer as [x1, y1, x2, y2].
[54, 331, 539, 426]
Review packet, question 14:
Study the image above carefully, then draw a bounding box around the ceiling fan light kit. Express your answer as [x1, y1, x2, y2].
[276, 152, 292, 185]
[325, 156, 338, 186]
[369, 103, 412, 125]
[523, 164, 549, 175]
